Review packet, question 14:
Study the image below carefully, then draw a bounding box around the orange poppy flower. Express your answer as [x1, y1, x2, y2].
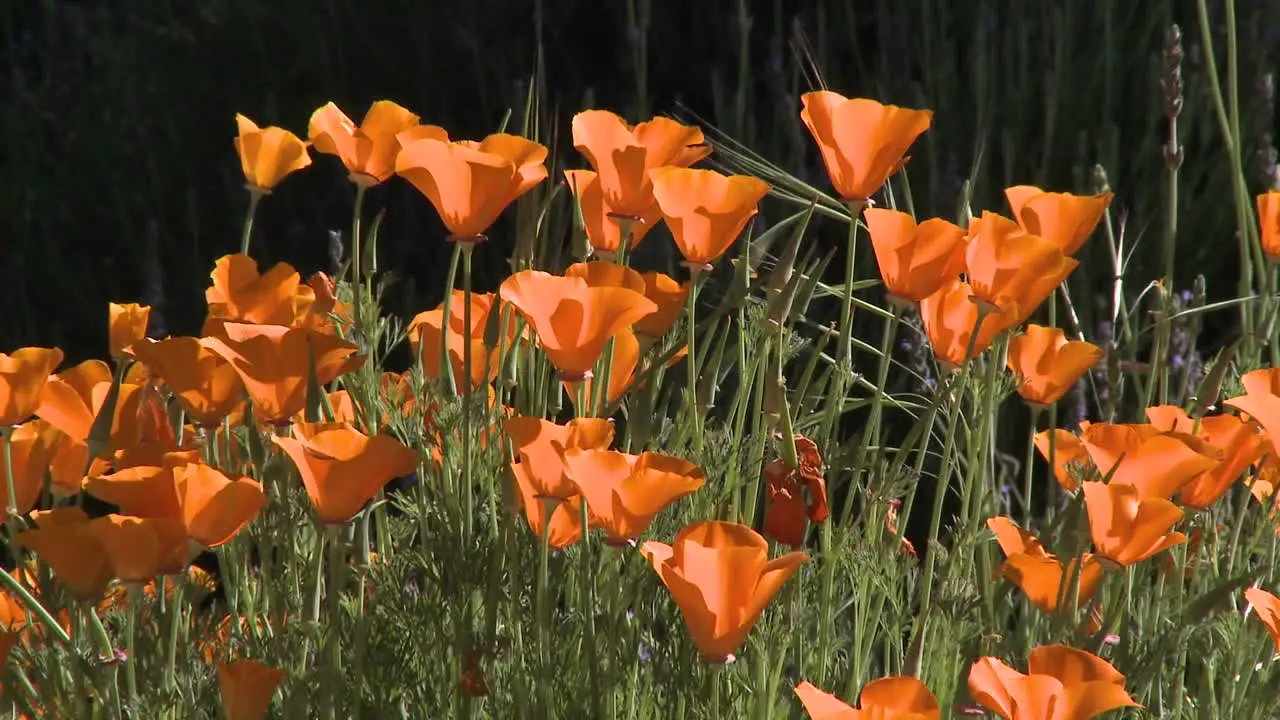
[794, 676, 940, 720]
[200, 323, 363, 424]
[272, 422, 420, 524]
[799, 91, 933, 203]
[1079, 423, 1219, 500]
[1004, 186, 1114, 256]
[863, 208, 966, 305]
[642, 520, 808, 663]
[0, 571, 28, 631]
[1082, 481, 1186, 566]
[308, 100, 423, 185]
[564, 261, 647, 293]
[1244, 587, 1280, 652]
[1243, 367, 1280, 396]
[407, 290, 505, 392]
[499, 270, 656, 380]
[968, 645, 1138, 720]
[0, 421, 55, 521]
[510, 466, 587, 550]
[964, 212, 1076, 319]
[1145, 405, 1264, 508]
[988, 517, 1104, 614]
[35, 358, 143, 455]
[131, 337, 245, 427]
[15, 508, 112, 601]
[564, 169, 662, 255]
[1031, 429, 1091, 492]
[1006, 325, 1103, 409]
[504, 416, 614, 499]
[561, 448, 704, 543]
[649, 167, 769, 266]
[290, 389, 357, 426]
[218, 658, 287, 720]
[205, 254, 317, 329]
[1257, 191, 1280, 260]
[395, 134, 548, 239]
[90, 514, 190, 582]
[234, 114, 311, 194]
[919, 278, 1008, 370]
[108, 303, 151, 359]
[570, 110, 709, 219]
[563, 327, 641, 411]
[762, 436, 829, 547]
[0, 347, 63, 426]
[635, 272, 688, 340]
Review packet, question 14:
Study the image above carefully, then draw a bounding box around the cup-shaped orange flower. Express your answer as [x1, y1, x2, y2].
[988, 517, 1104, 614]
[1079, 423, 1219, 500]
[919, 278, 1007, 370]
[407, 294, 496, 392]
[0, 347, 63, 426]
[965, 212, 1076, 319]
[499, 270, 656, 379]
[205, 254, 317, 328]
[510, 466, 587, 550]
[571, 110, 710, 218]
[35, 358, 143, 454]
[763, 436, 829, 547]
[641, 520, 809, 663]
[201, 323, 363, 424]
[1033, 429, 1090, 492]
[90, 514, 189, 582]
[799, 91, 932, 203]
[108, 303, 151, 359]
[635, 272, 689, 339]
[504, 416, 615, 499]
[1006, 325, 1103, 409]
[308, 100, 424, 185]
[564, 261, 647, 294]
[234, 114, 311, 193]
[0, 422, 55, 520]
[272, 422, 420, 524]
[795, 676, 940, 720]
[649, 167, 769, 266]
[1258, 191, 1280, 260]
[1244, 587, 1280, 652]
[132, 337, 245, 427]
[15, 508, 112, 600]
[563, 328, 641, 411]
[1145, 405, 1264, 508]
[218, 658, 287, 720]
[564, 169, 662, 254]
[396, 134, 548, 238]
[1082, 481, 1186, 566]
[968, 644, 1138, 720]
[863, 208, 966, 305]
[1005, 186, 1113, 256]
[562, 449, 705, 543]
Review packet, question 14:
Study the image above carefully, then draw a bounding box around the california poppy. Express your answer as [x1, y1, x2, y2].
[510, 466, 586, 550]
[308, 100, 424, 185]
[968, 644, 1138, 720]
[234, 114, 311, 193]
[0, 421, 55, 520]
[272, 422, 420, 524]
[863, 208, 966, 305]
[1004, 186, 1114, 256]
[649, 167, 769, 267]
[499, 270, 656, 380]
[35, 358, 143, 456]
[1079, 422, 1219, 500]
[407, 296, 494, 392]
[563, 327, 641, 411]
[218, 658, 287, 720]
[0, 347, 63, 426]
[396, 134, 548, 239]
[989, 517, 1104, 614]
[564, 261, 648, 294]
[564, 169, 662, 255]
[1244, 586, 1280, 652]
[90, 514, 190, 582]
[561, 448, 705, 543]
[205, 254, 318, 329]
[131, 337, 245, 427]
[1258, 191, 1280, 260]
[964, 212, 1076, 320]
[108, 303, 151, 359]
[504, 416, 615, 500]
[635, 272, 688, 340]
[1006, 325, 1103, 410]
[641, 520, 809, 663]
[571, 110, 710, 219]
[15, 508, 113, 600]
[762, 435, 829, 547]
[1033, 428, 1091, 492]
[1082, 481, 1186, 566]
[919, 278, 1008, 370]
[799, 91, 932, 203]
[200, 323, 363, 424]
[1145, 405, 1264, 508]
[794, 676, 940, 720]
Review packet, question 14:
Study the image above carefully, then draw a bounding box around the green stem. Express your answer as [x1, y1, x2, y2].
[439, 242, 464, 395]
[123, 586, 139, 706]
[462, 243, 476, 542]
[164, 576, 186, 690]
[1021, 409, 1041, 526]
[535, 499, 556, 720]
[350, 183, 368, 351]
[0, 569, 70, 647]
[685, 267, 704, 453]
[239, 190, 262, 256]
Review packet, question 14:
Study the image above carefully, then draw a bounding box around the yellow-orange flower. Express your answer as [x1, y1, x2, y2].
[968, 645, 1138, 720]
[1005, 185, 1113, 256]
[272, 422, 420, 524]
[863, 208, 966, 305]
[308, 100, 425, 185]
[218, 658, 287, 720]
[108, 303, 151, 359]
[1257, 191, 1280, 260]
[794, 676, 940, 720]
[649, 167, 769, 266]
[799, 91, 932, 202]
[1006, 324, 1103, 409]
[0, 347, 64, 426]
[562, 449, 704, 543]
[1082, 481, 1186, 566]
[234, 114, 311, 193]
[571, 110, 710, 218]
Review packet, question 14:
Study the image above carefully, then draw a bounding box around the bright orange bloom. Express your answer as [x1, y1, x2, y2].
[200, 323, 363, 424]
[108, 303, 151, 359]
[561, 448, 704, 543]
[564, 169, 662, 254]
[406, 290, 502, 392]
[570, 110, 709, 219]
[649, 167, 769, 266]
[1079, 422, 1219, 500]
[641, 520, 809, 663]
[1082, 481, 1185, 566]
[988, 517, 1104, 614]
[36, 359, 143, 456]
[218, 658, 287, 720]
[968, 645, 1138, 720]
[1243, 367, 1280, 396]
[964, 212, 1077, 320]
[396, 134, 548, 238]
[799, 91, 932, 202]
[1244, 586, 1280, 652]
[762, 436, 829, 548]
[15, 508, 112, 600]
[1145, 405, 1264, 508]
[308, 100, 423, 185]
[504, 416, 615, 500]
[132, 337, 245, 427]
[1033, 429, 1090, 492]
[794, 676, 940, 720]
[863, 208, 966, 305]
[272, 422, 420, 524]
[563, 328, 641, 411]
[1257, 191, 1280, 260]
[635, 272, 688, 339]
[234, 114, 311, 193]
[499, 270, 656, 379]
[0, 347, 63, 426]
[90, 514, 189, 582]
[1006, 325, 1103, 409]
[205, 254, 318, 329]
[1005, 186, 1113, 256]
[0, 421, 55, 521]
[511, 470, 587, 550]
[919, 278, 1008, 370]
[564, 261, 647, 294]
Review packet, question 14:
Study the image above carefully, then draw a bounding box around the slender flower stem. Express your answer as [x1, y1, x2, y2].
[239, 189, 262, 256]
[685, 266, 704, 453]
[835, 202, 866, 369]
[840, 304, 902, 524]
[0, 570, 70, 647]
[439, 242, 464, 395]
[163, 576, 186, 691]
[123, 585, 140, 707]
[708, 663, 722, 717]
[535, 498, 557, 720]
[350, 183, 368, 351]
[1021, 409, 1041, 525]
[461, 242, 476, 541]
